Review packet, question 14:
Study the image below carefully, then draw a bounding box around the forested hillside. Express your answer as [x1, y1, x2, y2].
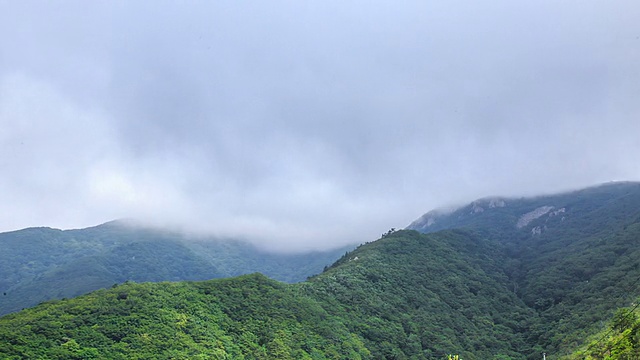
[301, 230, 536, 359]
[0, 222, 352, 316]
[0, 274, 370, 359]
[408, 182, 640, 357]
[1, 182, 640, 359]
[565, 302, 640, 359]
[0, 230, 534, 359]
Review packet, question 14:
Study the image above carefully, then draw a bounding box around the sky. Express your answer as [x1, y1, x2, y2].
[1, 1, 639, 252]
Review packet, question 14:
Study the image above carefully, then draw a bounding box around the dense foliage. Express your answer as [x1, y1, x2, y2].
[2, 182, 640, 359]
[409, 182, 640, 357]
[0, 230, 533, 359]
[301, 230, 536, 359]
[565, 303, 640, 359]
[0, 222, 351, 315]
[0, 274, 369, 359]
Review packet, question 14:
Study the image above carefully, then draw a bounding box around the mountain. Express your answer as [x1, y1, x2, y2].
[0, 273, 371, 359]
[1, 182, 640, 359]
[408, 182, 640, 238]
[408, 181, 640, 357]
[0, 230, 536, 359]
[302, 229, 536, 359]
[0, 221, 353, 316]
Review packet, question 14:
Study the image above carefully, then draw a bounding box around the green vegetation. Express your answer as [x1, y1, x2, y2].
[0, 230, 531, 359]
[301, 230, 536, 359]
[410, 182, 640, 357]
[0, 222, 352, 316]
[2, 182, 640, 358]
[565, 303, 640, 359]
[0, 274, 369, 359]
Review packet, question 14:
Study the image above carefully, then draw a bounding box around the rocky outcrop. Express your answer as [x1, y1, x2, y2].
[516, 206, 554, 228]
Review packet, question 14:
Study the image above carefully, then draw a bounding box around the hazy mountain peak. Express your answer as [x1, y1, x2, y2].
[407, 181, 640, 234]
[405, 206, 456, 231]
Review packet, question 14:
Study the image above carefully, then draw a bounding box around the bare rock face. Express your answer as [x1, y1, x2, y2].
[488, 198, 506, 208]
[517, 206, 554, 228]
[531, 226, 543, 235]
[471, 202, 485, 214]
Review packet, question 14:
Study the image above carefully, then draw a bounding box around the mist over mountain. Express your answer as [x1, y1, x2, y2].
[2, 1, 639, 252]
[2, 182, 640, 359]
[0, 221, 353, 316]
[2, 1, 638, 357]
[408, 181, 640, 235]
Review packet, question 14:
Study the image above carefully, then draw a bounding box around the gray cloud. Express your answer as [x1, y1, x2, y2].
[1, 1, 639, 251]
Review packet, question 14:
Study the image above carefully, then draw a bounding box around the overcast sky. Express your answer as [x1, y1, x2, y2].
[1, 1, 639, 251]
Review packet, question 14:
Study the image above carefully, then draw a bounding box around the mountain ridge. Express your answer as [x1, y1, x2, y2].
[408, 181, 640, 234]
[2, 181, 640, 358]
[0, 222, 354, 316]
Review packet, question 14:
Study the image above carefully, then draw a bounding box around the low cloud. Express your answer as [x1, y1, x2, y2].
[1, 1, 639, 251]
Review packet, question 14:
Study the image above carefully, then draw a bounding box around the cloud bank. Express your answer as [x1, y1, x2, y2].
[1, 1, 639, 251]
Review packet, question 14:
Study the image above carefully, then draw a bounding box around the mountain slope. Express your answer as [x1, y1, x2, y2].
[2, 218, 640, 358]
[408, 182, 640, 240]
[0, 222, 352, 316]
[0, 230, 534, 359]
[2, 182, 640, 358]
[0, 274, 370, 359]
[300, 229, 537, 359]
[408, 182, 640, 356]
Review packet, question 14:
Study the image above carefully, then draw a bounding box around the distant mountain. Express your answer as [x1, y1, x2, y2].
[0, 221, 353, 316]
[2, 182, 640, 359]
[408, 181, 640, 356]
[408, 181, 640, 237]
